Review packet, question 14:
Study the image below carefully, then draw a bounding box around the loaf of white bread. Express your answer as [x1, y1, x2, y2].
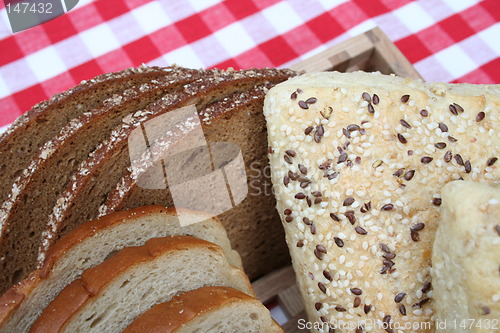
[264, 71, 499, 332]
[0, 207, 281, 332]
[124, 286, 282, 333]
[432, 181, 499, 332]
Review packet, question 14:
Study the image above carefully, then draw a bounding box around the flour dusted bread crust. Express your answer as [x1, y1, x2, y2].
[0, 206, 241, 333]
[124, 286, 283, 333]
[0, 65, 176, 205]
[30, 236, 254, 333]
[0, 68, 204, 292]
[264, 72, 499, 332]
[432, 181, 500, 332]
[100, 82, 294, 280]
[42, 68, 295, 280]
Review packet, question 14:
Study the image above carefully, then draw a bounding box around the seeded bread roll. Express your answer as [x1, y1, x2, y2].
[432, 181, 500, 332]
[124, 286, 282, 333]
[264, 72, 499, 332]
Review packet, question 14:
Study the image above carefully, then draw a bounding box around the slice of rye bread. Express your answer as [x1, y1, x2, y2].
[29, 236, 255, 333]
[98, 84, 293, 280]
[123, 286, 283, 333]
[0, 68, 207, 292]
[0, 206, 241, 333]
[264, 72, 499, 332]
[0, 65, 179, 204]
[40, 69, 296, 279]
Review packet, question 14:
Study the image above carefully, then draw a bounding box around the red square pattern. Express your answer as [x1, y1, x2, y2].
[96, 48, 134, 73]
[223, 0, 259, 20]
[122, 36, 161, 67]
[395, 34, 432, 63]
[150, 25, 187, 55]
[0, 37, 24, 67]
[438, 14, 475, 43]
[12, 84, 48, 115]
[259, 35, 298, 67]
[40, 71, 76, 97]
[200, 3, 235, 32]
[42, 12, 78, 45]
[175, 14, 212, 44]
[69, 60, 103, 84]
[306, 11, 344, 43]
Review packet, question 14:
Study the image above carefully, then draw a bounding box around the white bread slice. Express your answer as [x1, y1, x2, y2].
[123, 286, 283, 333]
[264, 72, 499, 332]
[0, 206, 241, 333]
[30, 236, 254, 333]
[432, 181, 500, 332]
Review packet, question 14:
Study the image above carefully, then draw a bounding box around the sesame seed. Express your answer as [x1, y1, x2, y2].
[373, 94, 379, 105]
[296, 240, 304, 247]
[284, 155, 293, 164]
[285, 149, 296, 157]
[285, 216, 293, 223]
[304, 126, 313, 135]
[448, 135, 457, 142]
[380, 243, 390, 253]
[355, 226, 367, 235]
[330, 213, 340, 222]
[303, 217, 312, 225]
[411, 231, 420, 242]
[356, 327, 363, 333]
[318, 282, 327, 293]
[454, 154, 464, 166]
[306, 97, 317, 104]
[401, 95, 410, 103]
[381, 203, 394, 211]
[453, 103, 464, 113]
[290, 91, 298, 100]
[315, 302, 322, 311]
[397, 133, 407, 144]
[421, 282, 432, 293]
[323, 270, 333, 281]
[353, 297, 361, 308]
[432, 198, 442, 206]
[420, 109, 428, 117]
[364, 304, 371, 314]
[444, 151, 452, 163]
[343, 197, 355, 206]
[298, 100, 308, 109]
[449, 104, 458, 115]
[362, 92, 371, 102]
[283, 176, 290, 186]
[394, 293, 406, 303]
[465, 160, 471, 173]
[476, 112, 485, 122]
[400, 119, 411, 129]
[421, 156, 433, 164]
[345, 210, 356, 225]
[367, 103, 375, 114]
[350, 288, 363, 295]
[404, 170, 415, 181]
[399, 304, 407, 316]
[482, 306, 491, 315]
[434, 142, 447, 149]
[335, 305, 347, 312]
[487, 157, 497, 166]
[438, 123, 448, 132]
[298, 164, 307, 174]
[411, 223, 425, 231]
[295, 192, 306, 199]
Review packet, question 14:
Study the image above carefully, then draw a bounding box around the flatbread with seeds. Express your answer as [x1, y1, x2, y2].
[264, 71, 499, 332]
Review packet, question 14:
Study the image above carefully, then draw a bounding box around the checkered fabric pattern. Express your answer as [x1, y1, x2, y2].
[0, 0, 499, 131]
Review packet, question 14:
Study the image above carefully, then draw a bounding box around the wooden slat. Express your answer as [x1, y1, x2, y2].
[252, 265, 296, 304]
[290, 32, 374, 73]
[289, 27, 423, 80]
[278, 284, 304, 317]
[281, 311, 309, 333]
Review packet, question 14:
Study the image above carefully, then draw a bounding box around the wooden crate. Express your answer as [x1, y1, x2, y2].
[251, 26, 422, 333]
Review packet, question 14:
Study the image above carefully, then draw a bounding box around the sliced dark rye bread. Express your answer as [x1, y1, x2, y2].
[98, 84, 292, 280]
[29, 236, 254, 333]
[123, 286, 283, 333]
[0, 206, 241, 333]
[40, 69, 295, 280]
[0, 65, 178, 204]
[0, 68, 207, 292]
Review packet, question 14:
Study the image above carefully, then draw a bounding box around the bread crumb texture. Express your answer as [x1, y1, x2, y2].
[264, 72, 499, 333]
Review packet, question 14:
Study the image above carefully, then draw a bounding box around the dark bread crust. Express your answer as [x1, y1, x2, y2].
[0, 68, 205, 293]
[0, 66, 177, 205]
[101, 82, 294, 279]
[40, 68, 295, 279]
[29, 236, 223, 333]
[123, 286, 257, 333]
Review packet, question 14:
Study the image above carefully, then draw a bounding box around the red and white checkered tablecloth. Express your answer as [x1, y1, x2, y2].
[0, 0, 499, 132]
[0, 0, 498, 325]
